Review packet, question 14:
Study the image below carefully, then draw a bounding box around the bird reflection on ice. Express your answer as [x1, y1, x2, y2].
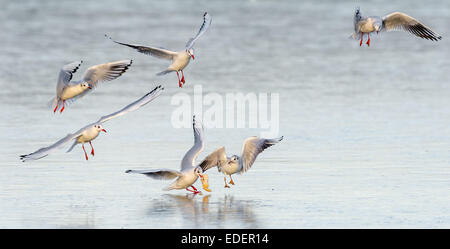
[147, 194, 259, 228]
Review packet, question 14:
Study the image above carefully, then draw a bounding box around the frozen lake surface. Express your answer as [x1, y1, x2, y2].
[0, 0, 449, 228]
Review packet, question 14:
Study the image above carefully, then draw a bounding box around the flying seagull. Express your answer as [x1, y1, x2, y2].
[50, 60, 133, 113]
[199, 136, 284, 188]
[126, 115, 210, 194]
[20, 85, 164, 162]
[351, 7, 442, 46]
[105, 12, 212, 88]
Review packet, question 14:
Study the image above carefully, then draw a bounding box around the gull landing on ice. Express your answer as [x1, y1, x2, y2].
[126, 115, 210, 194]
[351, 7, 442, 47]
[20, 85, 164, 162]
[199, 136, 283, 188]
[105, 12, 212, 88]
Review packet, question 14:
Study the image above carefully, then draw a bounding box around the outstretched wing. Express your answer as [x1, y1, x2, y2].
[125, 169, 182, 180]
[382, 12, 442, 41]
[82, 60, 132, 88]
[19, 124, 92, 162]
[198, 147, 227, 172]
[180, 115, 205, 171]
[185, 12, 212, 50]
[239, 136, 283, 173]
[56, 61, 82, 96]
[105, 34, 177, 60]
[97, 85, 164, 124]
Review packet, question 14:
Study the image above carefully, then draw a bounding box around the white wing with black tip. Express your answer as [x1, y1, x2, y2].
[82, 60, 133, 88]
[239, 136, 284, 173]
[180, 115, 205, 171]
[198, 146, 227, 172]
[382, 12, 442, 41]
[19, 123, 93, 162]
[125, 169, 183, 180]
[56, 60, 83, 96]
[97, 85, 164, 124]
[185, 12, 212, 50]
[105, 34, 177, 60]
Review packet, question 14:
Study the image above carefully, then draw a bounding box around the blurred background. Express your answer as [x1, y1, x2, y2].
[0, 0, 449, 228]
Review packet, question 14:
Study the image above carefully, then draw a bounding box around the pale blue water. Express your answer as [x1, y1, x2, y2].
[0, 0, 449, 228]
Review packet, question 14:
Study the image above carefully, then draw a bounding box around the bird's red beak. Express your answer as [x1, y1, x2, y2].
[101, 129, 107, 133]
[376, 31, 379, 34]
[191, 54, 195, 60]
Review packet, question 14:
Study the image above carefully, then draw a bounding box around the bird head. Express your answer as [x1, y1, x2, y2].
[187, 48, 195, 60]
[94, 124, 107, 133]
[81, 82, 92, 89]
[194, 166, 204, 178]
[228, 155, 239, 165]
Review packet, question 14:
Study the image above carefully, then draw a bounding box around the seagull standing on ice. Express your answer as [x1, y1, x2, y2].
[51, 60, 133, 113]
[126, 116, 209, 194]
[199, 136, 284, 188]
[351, 7, 442, 46]
[20, 85, 164, 162]
[105, 12, 212, 88]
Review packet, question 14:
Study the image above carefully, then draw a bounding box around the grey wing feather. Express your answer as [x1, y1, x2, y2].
[97, 85, 164, 124]
[185, 12, 212, 50]
[82, 60, 133, 88]
[382, 12, 442, 41]
[20, 131, 84, 162]
[180, 115, 205, 171]
[239, 136, 283, 173]
[56, 61, 82, 96]
[68, 60, 133, 102]
[105, 34, 177, 60]
[198, 146, 227, 172]
[125, 169, 182, 180]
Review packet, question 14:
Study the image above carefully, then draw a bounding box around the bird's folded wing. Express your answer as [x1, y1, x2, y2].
[57, 61, 83, 96]
[185, 12, 212, 50]
[180, 115, 205, 171]
[198, 147, 227, 172]
[97, 85, 164, 124]
[239, 136, 283, 173]
[105, 34, 177, 60]
[82, 60, 133, 88]
[382, 12, 442, 41]
[125, 169, 182, 180]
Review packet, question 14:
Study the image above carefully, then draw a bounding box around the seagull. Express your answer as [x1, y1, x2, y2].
[20, 85, 164, 162]
[126, 115, 210, 194]
[105, 12, 212, 88]
[199, 136, 284, 188]
[50, 60, 133, 113]
[351, 7, 442, 46]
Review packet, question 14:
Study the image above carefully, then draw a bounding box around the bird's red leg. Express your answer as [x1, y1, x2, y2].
[82, 144, 89, 160]
[60, 100, 65, 113]
[176, 71, 182, 88]
[181, 70, 185, 84]
[366, 33, 371, 47]
[186, 185, 200, 194]
[53, 101, 59, 113]
[89, 141, 95, 156]
[186, 187, 198, 193]
[360, 32, 363, 46]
